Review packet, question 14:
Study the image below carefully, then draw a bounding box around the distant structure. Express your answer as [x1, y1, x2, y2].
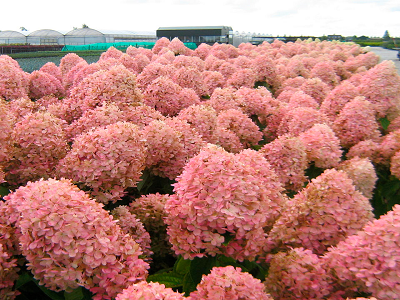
[156, 26, 233, 45]
[0, 28, 157, 46]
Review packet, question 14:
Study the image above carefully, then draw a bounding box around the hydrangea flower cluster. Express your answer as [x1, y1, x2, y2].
[67, 65, 143, 121]
[2, 178, 149, 299]
[265, 248, 332, 299]
[0, 243, 19, 300]
[332, 96, 381, 148]
[28, 70, 65, 99]
[322, 204, 400, 300]
[58, 122, 147, 203]
[266, 169, 374, 255]
[5, 111, 69, 187]
[66, 103, 126, 141]
[260, 134, 308, 191]
[189, 266, 273, 300]
[337, 156, 378, 199]
[116, 281, 185, 300]
[111, 206, 153, 262]
[0, 55, 29, 100]
[129, 193, 172, 258]
[165, 145, 286, 261]
[143, 118, 206, 179]
[298, 123, 343, 169]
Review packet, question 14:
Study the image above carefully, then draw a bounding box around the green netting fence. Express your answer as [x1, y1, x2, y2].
[62, 42, 198, 51]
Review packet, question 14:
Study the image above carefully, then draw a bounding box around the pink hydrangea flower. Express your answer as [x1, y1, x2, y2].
[172, 66, 207, 97]
[346, 140, 383, 165]
[320, 80, 360, 121]
[332, 96, 381, 148]
[58, 122, 147, 203]
[67, 65, 143, 121]
[3, 178, 149, 299]
[0, 55, 29, 100]
[5, 111, 69, 187]
[0, 243, 19, 300]
[116, 281, 185, 300]
[66, 103, 126, 141]
[118, 53, 140, 75]
[165, 145, 286, 261]
[8, 97, 39, 120]
[344, 51, 380, 73]
[168, 37, 192, 56]
[63, 60, 89, 92]
[286, 90, 319, 109]
[112, 206, 153, 262]
[265, 248, 332, 299]
[0, 99, 16, 166]
[322, 204, 400, 300]
[298, 123, 343, 169]
[206, 87, 242, 113]
[129, 193, 172, 258]
[251, 54, 282, 91]
[299, 77, 331, 105]
[260, 134, 308, 191]
[67, 62, 102, 88]
[39, 61, 62, 83]
[143, 118, 206, 180]
[173, 55, 205, 71]
[176, 104, 218, 143]
[215, 109, 263, 151]
[143, 76, 194, 117]
[309, 61, 341, 88]
[390, 150, 400, 180]
[337, 156, 378, 199]
[266, 169, 374, 255]
[357, 60, 400, 120]
[226, 68, 257, 89]
[29, 70, 65, 99]
[152, 37, 171, 54]
[136, 62, 177, 91]
[234, 86, 276, 117]
[59, 53, 86, 78]
[194, 43, 211, 60]
[189, 266, 273, 300]
[99, 46, 124, 60]
[277, 106, 331, 137]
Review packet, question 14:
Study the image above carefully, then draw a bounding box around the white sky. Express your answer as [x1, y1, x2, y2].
[2, 0, 400, 37]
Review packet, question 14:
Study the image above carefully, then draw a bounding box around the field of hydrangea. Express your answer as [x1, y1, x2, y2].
[0, 37, 400, 300]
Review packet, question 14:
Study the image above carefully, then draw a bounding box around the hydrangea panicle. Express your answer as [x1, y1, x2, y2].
[266, 169, 374, 255]
[3, 178, 149, 299]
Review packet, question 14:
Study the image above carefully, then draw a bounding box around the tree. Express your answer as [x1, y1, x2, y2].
[82, 24, 89, 28]
[383, 30, 391, 41]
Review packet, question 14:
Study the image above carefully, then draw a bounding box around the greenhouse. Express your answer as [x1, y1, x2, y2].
[0, 30, 26, 44]
[26, 29, 65, 45]
[63, 28, 157, 45]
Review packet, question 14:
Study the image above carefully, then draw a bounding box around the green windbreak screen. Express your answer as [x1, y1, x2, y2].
[62, 42, 197, 51]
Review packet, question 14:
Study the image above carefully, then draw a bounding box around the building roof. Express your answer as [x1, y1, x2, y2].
[158, 26, 232, 31]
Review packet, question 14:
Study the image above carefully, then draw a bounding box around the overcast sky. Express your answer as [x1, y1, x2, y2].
[2, 0, 399, 37]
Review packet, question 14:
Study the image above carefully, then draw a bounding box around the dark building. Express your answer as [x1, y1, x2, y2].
[156, 26, 233, 45]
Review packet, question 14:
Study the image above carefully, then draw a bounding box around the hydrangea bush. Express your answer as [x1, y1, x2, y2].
[0, 39, 399, 300]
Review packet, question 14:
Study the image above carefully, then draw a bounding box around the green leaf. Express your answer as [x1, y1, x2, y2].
[32, 278, 64, 300]
[182, 271, 197, 296]
[15, 271, 33, 289]
[379, 117, 390, 130]
[0, 185, 10, 197]
[147, 272, 184, 288]
[64, 287, 85, 300]
[189, 256, 217, 287]
[173, 256, 191, 275]
[137, 169, 151, 192]
[222, 232, 234, 246]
